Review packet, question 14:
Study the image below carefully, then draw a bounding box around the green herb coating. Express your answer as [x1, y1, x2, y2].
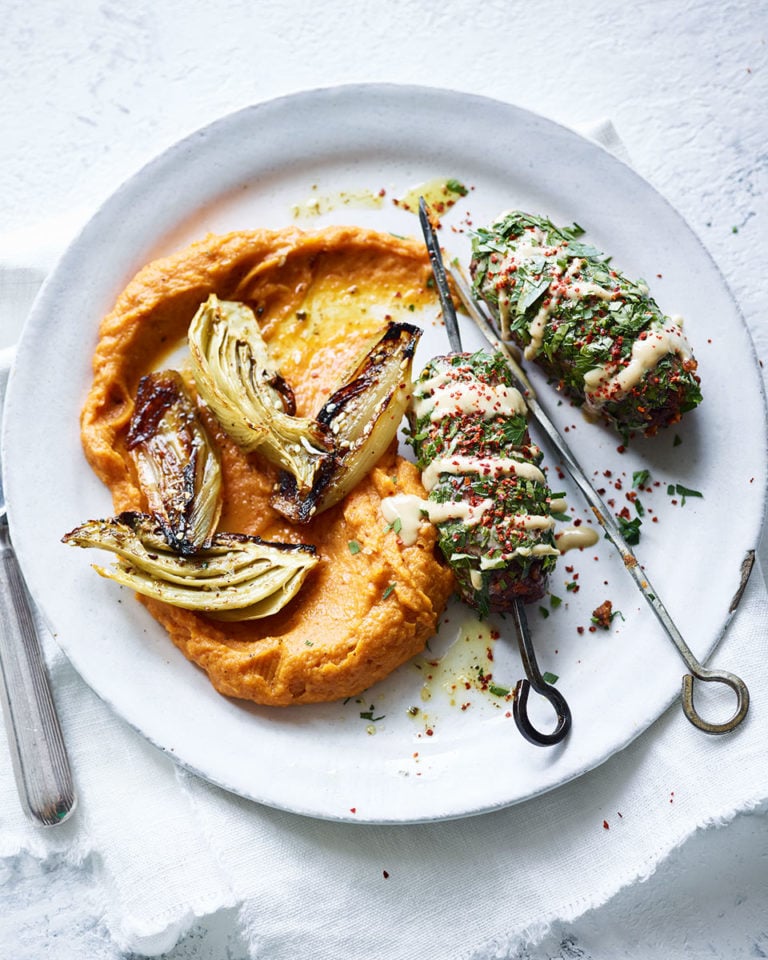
[407, 350, 558, 616]
[470, 211, 702, 438]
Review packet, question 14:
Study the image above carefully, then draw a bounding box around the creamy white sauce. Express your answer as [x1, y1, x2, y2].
[494, 228, 554, 340]
[524, 300, 555, 361]
[524, 258, 582, 361]
[555, 526, 600, 553]
[381, 493, 493, 546]
[380, 494, 427, 546]
[469, 544, 560, 564]
[421, 454, 546, 492]
[498, 292, 512, 339]
[413, 373, 525, 422]
[498, 242, 550, 269]
[381, 493, 556, 562]
[582, 365, 610, 392]
[426, 497, 494, 527]
[562, 281, 614, 301]
[583, 320, 692, 410]
[504, 543, 561, 558]
[511, 514, 556, 530]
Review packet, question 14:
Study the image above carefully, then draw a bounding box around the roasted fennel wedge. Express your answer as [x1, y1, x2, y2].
[188, 294, 421, 523]
[127, 369, 222, 554]
[62, 512, 318, 620]
[188, 295, 334, 495]
[273, 320, 422, 522]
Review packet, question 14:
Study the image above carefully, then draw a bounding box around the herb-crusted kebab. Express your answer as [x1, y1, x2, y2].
[470, 211, 702, 438]
[406, 350, 560, 617]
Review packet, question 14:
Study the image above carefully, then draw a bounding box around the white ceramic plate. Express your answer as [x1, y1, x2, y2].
[4, 85, 766, 823]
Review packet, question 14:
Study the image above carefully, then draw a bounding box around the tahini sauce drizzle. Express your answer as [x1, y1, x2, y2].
[555, 525, 599, 553]
[583, 318, 692, 411]
[383, 489, 597, 557]
[525, 257, 585, 361]
[412, 373, 526, 422]
[381, 493, 493, 546]
[421, 454, 546, 492]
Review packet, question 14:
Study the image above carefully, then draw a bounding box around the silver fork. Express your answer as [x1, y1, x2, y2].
[0, 361, 76, 825]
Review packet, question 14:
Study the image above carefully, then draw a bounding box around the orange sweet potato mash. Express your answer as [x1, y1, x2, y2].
[80, 225, 455, 705]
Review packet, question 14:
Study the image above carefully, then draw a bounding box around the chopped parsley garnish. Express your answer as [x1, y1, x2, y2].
[542, 671, 559, 685]
[672, 483, 703, 506]
[489, 684, 510, 697]
[632, 469, 651, 489]
[382, 582, 396, 600]
[445, 178, 468, 196]
[360, 707, 385, 722]
[616, 514, 642, 545]
[386, 517, 403, 535]
[348, 540, 361, 555]
[539, 606, 550, 619]
[550, 594, 563, 609]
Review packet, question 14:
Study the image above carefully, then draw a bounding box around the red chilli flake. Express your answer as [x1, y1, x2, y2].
[603, 820, 610, 830]
[383, 870, 390, 879]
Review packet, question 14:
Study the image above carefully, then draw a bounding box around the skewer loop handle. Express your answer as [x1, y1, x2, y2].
[511, 599, 572, 747]
[681, 669, 750, 734]
[513, 678, 572, 747]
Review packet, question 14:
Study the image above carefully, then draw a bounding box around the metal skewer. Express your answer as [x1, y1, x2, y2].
[419, 199, 571, 747]
[448, 264, 750, 734]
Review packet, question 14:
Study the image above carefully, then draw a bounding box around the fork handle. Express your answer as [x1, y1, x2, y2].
[0, 529, 76, 825]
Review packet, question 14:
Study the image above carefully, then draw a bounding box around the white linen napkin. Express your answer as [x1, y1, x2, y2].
[1, 122, 767, 959]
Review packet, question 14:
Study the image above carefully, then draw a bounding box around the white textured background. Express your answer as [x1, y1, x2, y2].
[2, 0, 767, 957]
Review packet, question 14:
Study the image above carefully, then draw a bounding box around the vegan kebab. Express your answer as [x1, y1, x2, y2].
[398, 200, 571, 745]
[470, 210, 702, 439]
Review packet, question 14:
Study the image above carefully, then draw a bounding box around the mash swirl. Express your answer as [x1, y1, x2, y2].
[81, 226, 455, 705]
